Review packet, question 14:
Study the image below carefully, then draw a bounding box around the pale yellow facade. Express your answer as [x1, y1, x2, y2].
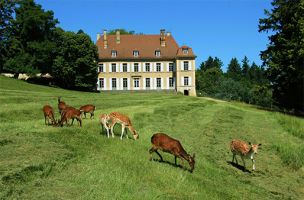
[97, 59, 196, 96]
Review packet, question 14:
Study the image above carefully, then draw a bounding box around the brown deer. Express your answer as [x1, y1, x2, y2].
[42, 105, 56, 125]
[99, 113, 112, 138]
[149, 133, 195, 173]
[230, 139, 262, 171]
[79, 104, 95, 119]
[59, 107, 82, 127]
[58, 96, 67, 114]
[108, 112, 139, 140]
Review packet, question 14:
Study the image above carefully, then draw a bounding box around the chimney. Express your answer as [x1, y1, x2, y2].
[103, 29, 108, 49]
[160, 29, 166, 47]
[97, 33, 101, 41]
[116, 30, 120, 44]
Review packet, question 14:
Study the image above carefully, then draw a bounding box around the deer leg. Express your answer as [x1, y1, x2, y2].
[78, 117, 82, 127]
[90, 112, 94, 119]
[252, 159, 256, 171]
[149, 147, 155, 161]
[155, 150, 163, 162]
[83, 113, 86, 119]
[120, 124, 125, 140]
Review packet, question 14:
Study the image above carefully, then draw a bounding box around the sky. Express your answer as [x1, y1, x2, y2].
[36, 0, 273, 71]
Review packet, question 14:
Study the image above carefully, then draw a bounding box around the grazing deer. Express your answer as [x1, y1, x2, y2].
[80, 104, 95, 119]
[42, 105, 56, 125]
[59, 107, 82, 127]
[58, 96, 67, 114]
[99, 113, 112, 138]
[230, 139, 262, 171]
[149, 133, 195, 173]
[108, 112, 139, 140]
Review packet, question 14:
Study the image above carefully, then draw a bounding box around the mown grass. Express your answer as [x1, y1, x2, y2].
[0, 75, 303, 200]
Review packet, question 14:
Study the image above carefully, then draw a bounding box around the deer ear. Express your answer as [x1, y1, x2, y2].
[258, 143, 262, 146]
[248, 142, 251, 145]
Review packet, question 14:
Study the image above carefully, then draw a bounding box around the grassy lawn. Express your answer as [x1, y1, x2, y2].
[0, 75, 303, 200]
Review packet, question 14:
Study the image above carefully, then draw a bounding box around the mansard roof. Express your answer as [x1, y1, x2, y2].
[96, 33, 196, 61]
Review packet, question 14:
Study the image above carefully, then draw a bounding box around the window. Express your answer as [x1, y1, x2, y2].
[133, 51, 139, 57]
[123, 63, 127, 72]
[145, 63, 150, 72]
[184, 77, 189, 86]
[157, 78, 161, 88]
[156, 63, 161, 72]
[182, 48, 188, 54]
[123, 78, 128, 89]
[146, 78, 150, 88]
[169, 63, 174, 72]
[184, 61, 189, 71]
[112, 78, 117, 89]
[111, 63, 116, 72]
[155, 50, 161, 57]
[134, 63, 139, 72]
[134, 78, 139, 88]
[99, 78, 104, 88]
[111, 50, 117, 57]
[98, 64, 104, 72]
[169, 77, 174, 88]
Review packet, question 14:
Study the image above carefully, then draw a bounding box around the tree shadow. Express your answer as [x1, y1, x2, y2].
[227, 161, 252, 173]
[150, 158, 192, 173]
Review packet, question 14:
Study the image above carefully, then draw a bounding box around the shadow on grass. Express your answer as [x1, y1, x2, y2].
[150, 158, 193, 173]
[227, 161, 252, 173]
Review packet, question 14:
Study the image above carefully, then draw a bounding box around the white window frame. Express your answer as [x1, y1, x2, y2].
[156, 63, 161, 72]
[134, 63, 139, 72]
[155, 50, 161, 57]
[184, 61, 189, 71]
[156, 78, 161, 88]
[182, 48, 188, 54]
[123, 78, 128, 90]
[98, 64, 104, 72]
[111, 63, 116, 72]
[111, 50, 117, 57]
[123, 63, 127, 72]
[112, 78, 117, 90]
[145, 63, 150, 72]
[134, 78, 140, 88]
[184, 76, 189, 86]
[133, 51, 139, 57]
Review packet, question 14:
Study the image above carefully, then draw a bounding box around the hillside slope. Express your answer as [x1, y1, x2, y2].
[0, 76, 303, 200]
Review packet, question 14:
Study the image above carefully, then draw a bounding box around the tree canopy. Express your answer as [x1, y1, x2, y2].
[259, 0, 304, 111]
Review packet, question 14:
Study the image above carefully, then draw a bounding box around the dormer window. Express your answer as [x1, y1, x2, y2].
[155, 50, 161, 57]
[182, 48, 189, 54]
[111, 50, 117, 57]
[133, 50, 139, 57]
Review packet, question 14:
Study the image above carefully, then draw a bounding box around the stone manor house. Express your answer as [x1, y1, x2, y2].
[96, 29, 196, 96]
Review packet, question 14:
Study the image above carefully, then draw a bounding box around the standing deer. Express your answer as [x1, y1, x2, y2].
[79, 104, 95, 119]
[59, 107, 82, 127]
[108, 112, 139, 140]
[58, 96, 67, 115]
[230, 139, 262, 171]
[42, 105, 56, 125]
[149, 133, 195, 173]
[99, 113, 112, 138]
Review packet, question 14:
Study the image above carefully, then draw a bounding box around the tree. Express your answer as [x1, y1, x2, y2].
[108, 28, 135, 35]
[3, 0, 58, 74]
[227, 57, 242, 80]
[52, 28, 98, 90]
[199, 56, 223, 72]
[241, 56, 250, 78]
[259, 0, 304, 111]
[0, 0, 16, 72]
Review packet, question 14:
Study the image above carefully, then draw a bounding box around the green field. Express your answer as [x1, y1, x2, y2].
[0, 76, 303, 200]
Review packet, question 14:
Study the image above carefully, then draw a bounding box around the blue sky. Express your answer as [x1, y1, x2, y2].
[36, 0, 272, 71]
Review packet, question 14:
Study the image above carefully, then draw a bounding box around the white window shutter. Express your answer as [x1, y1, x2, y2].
[104, 78, 107, 90]
[127, 78, 130, 90]
[189, 61, 192, 70]
[167, 63, 169, 72]
[153, 63, 155, 72]
[161, 63, 163, 72]
[161, 78, 163, 89]
[181, 77, 184, 86]
[138, 63, 141, 72]
[189, 76, 192, 86]
[121, 78, 124, 90]
[154, 78, 157, 89]
[167, 77, 169, 89]
[143, 78, 146, 90]
[119, 63, 122, 72]
[127, 63, 130, 72]
[110, 78, 112, 89]
[143, 63, 146, 72]
[109, 63, 112, 72]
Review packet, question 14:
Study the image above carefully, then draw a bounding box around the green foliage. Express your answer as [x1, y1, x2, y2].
[2, 0, 58, 74]
[227, 57, 242, 81]
[0, 76, 303, 199]
[108, 28, 135, 35]
[196, 56, 272, 108]
[259, 0, 304, 111]
[52, 28, 98, 90]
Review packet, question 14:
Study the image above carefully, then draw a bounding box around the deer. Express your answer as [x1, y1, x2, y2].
[59, 107, 82, 127]
[99, 113, 112, 138]
[149, 133, 196, 173]
[230, 139, 262, 171]
[58, 96, 67, 115]
[42, 105, 56, 125]
[79, 104, 95, 119]
[108, 112, 139, 140]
